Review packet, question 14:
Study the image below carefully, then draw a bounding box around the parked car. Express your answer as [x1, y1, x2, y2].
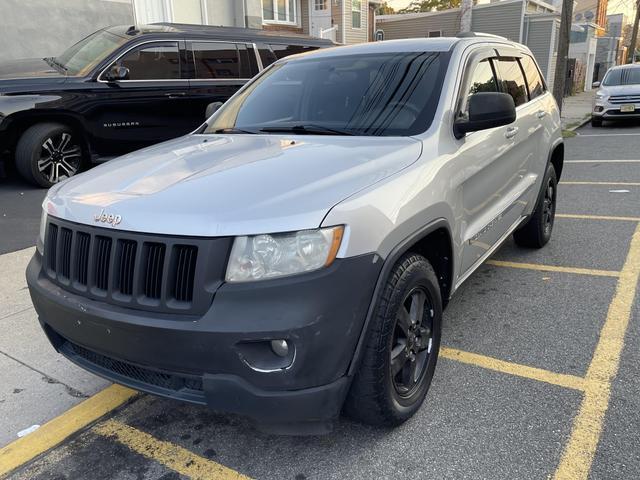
[592, 64, 640, 127]
[0, 23, 332, 187]
[27, 34, 563, 433]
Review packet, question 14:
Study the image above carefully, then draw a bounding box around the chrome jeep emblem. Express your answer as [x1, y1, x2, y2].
[94, 209, 122, 227]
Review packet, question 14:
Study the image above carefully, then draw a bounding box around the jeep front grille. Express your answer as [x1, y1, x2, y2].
[43, 217, 232, 315]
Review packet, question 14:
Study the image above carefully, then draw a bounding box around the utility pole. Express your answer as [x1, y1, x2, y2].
[552, 0, 574, 113]
[460, 0, 473, 32]
[628, 0, 640, 63]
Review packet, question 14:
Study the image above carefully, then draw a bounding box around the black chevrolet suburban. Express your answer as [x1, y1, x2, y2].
[0, 23, 332, 187]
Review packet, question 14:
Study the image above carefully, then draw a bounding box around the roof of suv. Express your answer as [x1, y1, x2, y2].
[281, 36, 525, 60]
[106, 23, 334, 46]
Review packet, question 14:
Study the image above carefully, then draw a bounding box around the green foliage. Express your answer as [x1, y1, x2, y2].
[398, 0, 461, 13]
[375, 2, 396, 14]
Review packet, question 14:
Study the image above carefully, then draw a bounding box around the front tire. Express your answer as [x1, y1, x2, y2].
[15, 123, 83, 188]
[344, 254, 442, 426]
[513, 163, 557, 248]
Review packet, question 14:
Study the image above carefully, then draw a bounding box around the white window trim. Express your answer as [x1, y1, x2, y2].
[262, 0, 301, 26]
[352, 0, 363, 30]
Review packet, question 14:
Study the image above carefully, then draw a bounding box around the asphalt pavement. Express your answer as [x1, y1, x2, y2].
[1, 121, 639, 479]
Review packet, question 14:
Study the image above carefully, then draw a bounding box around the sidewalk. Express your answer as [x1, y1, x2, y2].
[560, 89, 595, 130]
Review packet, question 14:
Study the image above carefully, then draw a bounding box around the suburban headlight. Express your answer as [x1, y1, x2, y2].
[37, 207, 48, 255]
[225, 226, 344, 282]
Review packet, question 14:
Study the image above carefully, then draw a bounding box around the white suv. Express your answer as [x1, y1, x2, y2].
[592, 64, 640, 127]
[28, 34, 563, 433]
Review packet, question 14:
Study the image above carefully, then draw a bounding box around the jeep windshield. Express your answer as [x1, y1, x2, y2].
[602, 67, 640, 86]
[205, 51, 447, 136]
[50, 28, 129, 76]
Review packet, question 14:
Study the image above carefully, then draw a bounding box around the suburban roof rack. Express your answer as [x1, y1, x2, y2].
[456, 32, 507, 40]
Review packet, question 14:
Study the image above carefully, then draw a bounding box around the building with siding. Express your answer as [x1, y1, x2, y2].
[132, 0, 381, 44]
[376, 0, 560, 88]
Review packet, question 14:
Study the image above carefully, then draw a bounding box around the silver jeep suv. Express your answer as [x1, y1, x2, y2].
[27, 34, 563, 433]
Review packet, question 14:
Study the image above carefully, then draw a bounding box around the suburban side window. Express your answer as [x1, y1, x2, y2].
[192, 42, 240, 79]
[494, 58, 528, 107]
[257, 43, 278, 67]
[116, 43, 180, 80]
[243, 44, 260, 77]
[519, 55, 545, 100]
[269, 44, 317, 60]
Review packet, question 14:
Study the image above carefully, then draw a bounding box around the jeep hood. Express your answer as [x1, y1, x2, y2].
[47, 134, 422, 236]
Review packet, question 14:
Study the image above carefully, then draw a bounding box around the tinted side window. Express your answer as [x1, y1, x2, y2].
[467, 59, 498, 96]
[243, 45, 260, 77]
[269, 44, 318, 60]
[193, 42, 240, 79]
[495, 58, 528, 107]
[117, 43, 180, 80]
[257, 44, 278, 67]
[519, 55, 545, 100]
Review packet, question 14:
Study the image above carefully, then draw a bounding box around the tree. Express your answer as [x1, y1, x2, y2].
[398, 0, 461, 13]
[376, 2, 395, 14]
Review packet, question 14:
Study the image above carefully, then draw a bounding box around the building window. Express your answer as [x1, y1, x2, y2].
[352, 0, 362, 29]
[263, 0, 298, 25]
[428, 30, 441, 37]
[315, 0, 327, 10]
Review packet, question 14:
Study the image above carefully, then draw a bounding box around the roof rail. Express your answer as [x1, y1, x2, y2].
[456, 31, 508, 40]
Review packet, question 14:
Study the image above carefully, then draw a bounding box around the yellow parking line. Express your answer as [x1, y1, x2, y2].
[93, 419, 250, 480]
[554, 223, 640, 480]
[440, 348, 586, 392]
[565, 159, 640, 163]
[0, 385, 137, 477]
[560, 181, 640, 186]
[556, 213, 640, 222]
[486, 260, 620, 278]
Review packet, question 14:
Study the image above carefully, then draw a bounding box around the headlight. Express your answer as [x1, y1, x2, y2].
[225, 226, 344, 282]
[37, 207, 48, 255]
[595, 92, 607, 101]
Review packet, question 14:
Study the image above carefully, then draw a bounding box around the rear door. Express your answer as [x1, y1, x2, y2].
[87, 40, 193, 156]
[186, 40, 257, 121]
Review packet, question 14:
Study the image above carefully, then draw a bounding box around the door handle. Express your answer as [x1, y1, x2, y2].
[165, 92, 186, 98]
[505, 126, 519, 139]
[536, 110, 547, 119]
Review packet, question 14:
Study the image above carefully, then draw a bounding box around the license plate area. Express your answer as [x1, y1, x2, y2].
[620, 104, 636, 113]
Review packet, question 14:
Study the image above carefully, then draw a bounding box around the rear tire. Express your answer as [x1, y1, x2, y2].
[591, 117, 602, 127]
[15, 123, 83, 188]
[344, 254, 442, 426]
[513, 163, 557, 248]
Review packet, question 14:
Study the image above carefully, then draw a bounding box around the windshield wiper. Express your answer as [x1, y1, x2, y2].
[211, 127, 256, 134]
[44, 57, 67, 73]
[259, 124, 355, 136]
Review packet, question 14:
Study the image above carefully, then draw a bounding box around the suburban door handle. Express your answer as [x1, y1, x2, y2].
[165, 92, 186, 98]
[536, 110, 547, 119]
[505, 126, 519, 139]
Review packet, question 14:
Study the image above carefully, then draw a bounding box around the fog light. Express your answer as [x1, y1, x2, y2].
[270, 339, 289, 357]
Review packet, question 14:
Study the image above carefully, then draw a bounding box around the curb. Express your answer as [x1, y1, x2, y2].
[567, 116, 591, 132]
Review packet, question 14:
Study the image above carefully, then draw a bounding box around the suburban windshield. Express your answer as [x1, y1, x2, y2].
[602, 68, 640, 86]
[53, 29, 129, 76]
[205, 51, 447, 136]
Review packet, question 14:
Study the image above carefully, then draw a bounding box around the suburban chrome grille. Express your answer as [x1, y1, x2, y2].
[43, 217, 232, 315]
[608, 95, 640, 104]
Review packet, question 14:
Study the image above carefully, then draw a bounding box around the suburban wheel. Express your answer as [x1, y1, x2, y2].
[15, 123, 83, 187]
[591, 117, 602, 127]
[344, 253, 442, 426]
[513, 163, 557, 248]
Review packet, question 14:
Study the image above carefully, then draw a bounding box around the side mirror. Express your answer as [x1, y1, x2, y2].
[454, 92, 516, 139]
[592, 81, 601, 88]
[104, 65, 129, 82]
[205, 101, 223, 119]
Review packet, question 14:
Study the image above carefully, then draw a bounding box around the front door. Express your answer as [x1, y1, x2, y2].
[86, 41, 193, 156]
[310, 0, 332, 39]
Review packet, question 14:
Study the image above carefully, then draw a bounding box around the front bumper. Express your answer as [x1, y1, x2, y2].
[592, 102, 640, 119]
[27, 250, 381, 427]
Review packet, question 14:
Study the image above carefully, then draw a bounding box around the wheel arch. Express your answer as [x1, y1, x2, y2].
[549, 139, 564, 181]
[347, 218, 454, 377]
[3, 111, 91, 159]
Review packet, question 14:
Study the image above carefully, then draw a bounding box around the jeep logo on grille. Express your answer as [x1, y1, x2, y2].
[94, 209, 122, 227]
